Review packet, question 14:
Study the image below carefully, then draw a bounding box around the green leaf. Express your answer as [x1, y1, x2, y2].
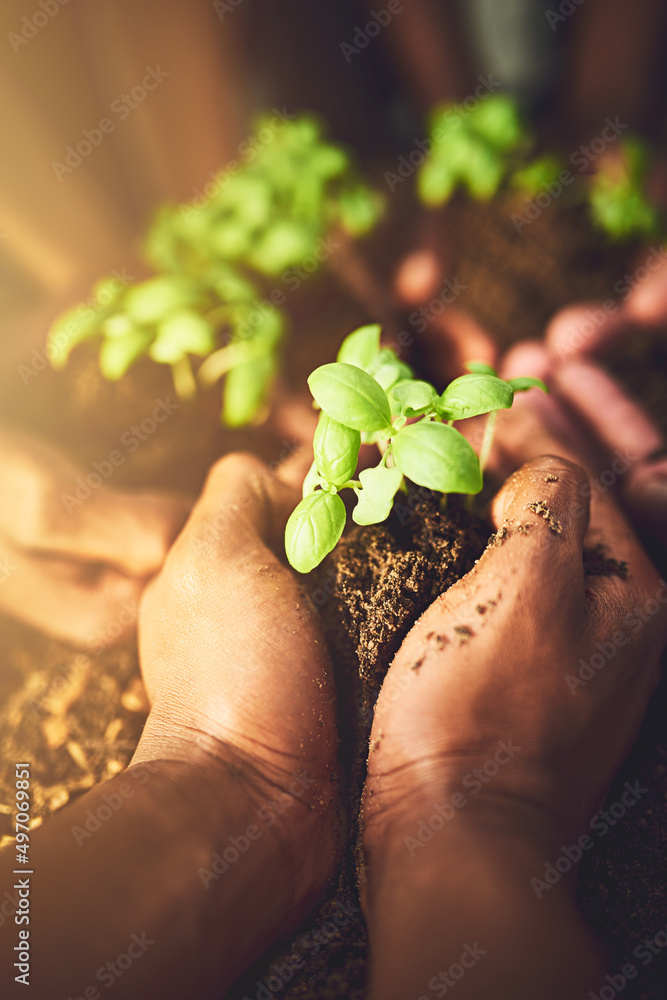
[308, 362, 392, 433]
[150, 312, 215, 363]
[468, 95, 523, 151]
[47, 303, 105, 368]
[438, 374, 513, 420]
[418, 159, 456, 207]
[392, 421, 482, 494]
[302, 460, 322, 499]
[313, 413, 360, 486]
[337, 186, 384, 236]
[507, 376, 548, 394]
[466, 361, 497, 376]
[285, 491, 346, 573]
[98, 330, 152, 380]
[124, 276, 198, 324]
[336, 324, 381, 369]
[102, 314, 136, 339]
[352, 465, 403, 525]
[390, 379, 437, 415]
[222, 355, 275, 426]
[247, 221, 314, 275]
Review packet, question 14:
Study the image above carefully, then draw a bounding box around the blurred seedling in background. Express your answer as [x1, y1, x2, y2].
[588, 136, 662, 243]
[285, 325, 546, 573]
[418, 95, 664, 246]
[47, 113, 384, 427]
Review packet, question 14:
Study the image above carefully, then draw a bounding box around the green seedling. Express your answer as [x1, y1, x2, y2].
[46, 112, 383, 427]
[588, 136, 662, 243]
[146, 112, 384, 280]
[418, 94, 527, 206]
[285, 326, 546, 573]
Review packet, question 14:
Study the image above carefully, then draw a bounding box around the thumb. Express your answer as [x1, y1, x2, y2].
[489, 455, 591, 596]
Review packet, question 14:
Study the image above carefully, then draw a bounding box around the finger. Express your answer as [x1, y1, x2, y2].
[185, 452, 298, 563]
[0, 540, 146, 649]
[491, 344, 603, 481]
[393, 249, 443, 307]
[58, 490, 194, 578]
[545, 302, 627, 359]
[489, 455, 591, 593]
[624, 249, 667, 325]
[623, 456, 667, 548]
[552, 359, 664, 461]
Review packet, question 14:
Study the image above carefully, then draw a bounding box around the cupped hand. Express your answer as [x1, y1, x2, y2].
[136, 449, 340, 812]
[0, 428, 191, 648]
[363, 446, 667, 860]
[544, 251, 667, 544]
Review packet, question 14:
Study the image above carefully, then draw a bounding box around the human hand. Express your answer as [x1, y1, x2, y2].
[544, 252, 667, 545]
[135, 448, 340, 843]
[0, 428, 191, 648]
[363, 450, 666, 856]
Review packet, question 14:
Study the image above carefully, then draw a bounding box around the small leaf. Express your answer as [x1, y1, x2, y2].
[438, 374, 513, 420]
[390, 379, 437, 415]
[466, 360, 497, 376]
[507, 376, 548, 394]
[150, 312, 215, 363]
[352, 465, 403, 525]
[222, 355, 275, 426]
[285, 491, 346, 573]
[418, 159, 456, 207]
[313, 413, 361, 487]
[124, 276, 198, 324]
[337, 324, 382, 369]
[302, 460, 322, 499]
[99, 330, 152, 380]
[308, 362, 392, 433]
[392, 421, 482, 494]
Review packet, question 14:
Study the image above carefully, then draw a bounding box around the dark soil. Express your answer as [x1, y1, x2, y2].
[227, 493, 490, 1000]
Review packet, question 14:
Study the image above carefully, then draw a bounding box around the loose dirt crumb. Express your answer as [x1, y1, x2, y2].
[515, 522, 532, 535]
[454, 625, 473, 642]
[489, 524, 510, 547]
[545, 473, 559, 482]
[410, 657, 425, 671]
[525, 500, 562, 533]
[476, 604, 487, 614]
[583, 543, 629, 579]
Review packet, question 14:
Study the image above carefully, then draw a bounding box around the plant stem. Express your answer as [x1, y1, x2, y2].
[198, 344, 255, 385]
[479, 410, 498, 473]
[171, 356, 197, 400]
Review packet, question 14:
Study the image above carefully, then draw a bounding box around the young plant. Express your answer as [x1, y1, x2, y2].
[588, 136, 662, 243]
[285, 326, 546, 573]
[418, 94, 527, 206]
[46, 113, 383, 427]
